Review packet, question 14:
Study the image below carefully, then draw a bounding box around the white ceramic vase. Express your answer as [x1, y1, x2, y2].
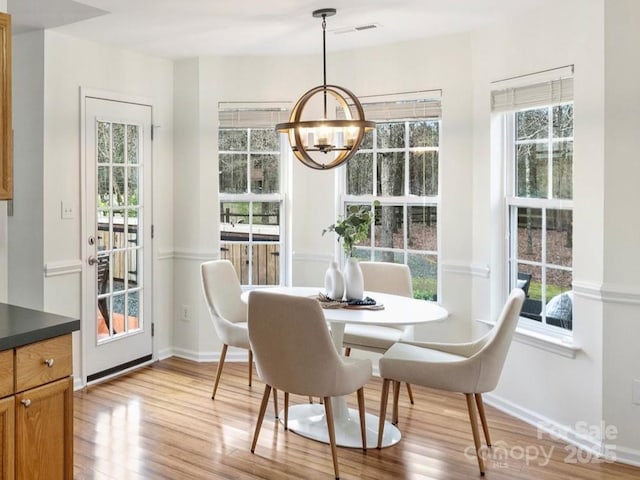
[343, 257, 364, 301]
[324, 261, 345, 301]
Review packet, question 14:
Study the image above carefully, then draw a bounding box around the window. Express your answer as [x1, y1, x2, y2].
[218, 105, 289, 286]
[341, 96, 441, 301]
[494, 75, 574, 331]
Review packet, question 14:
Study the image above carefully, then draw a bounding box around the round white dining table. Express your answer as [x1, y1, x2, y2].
[242, 286, 449, 449]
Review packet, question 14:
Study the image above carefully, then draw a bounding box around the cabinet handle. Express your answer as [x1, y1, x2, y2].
[21, 399, 31, 408]
[43, 358, 55, 368]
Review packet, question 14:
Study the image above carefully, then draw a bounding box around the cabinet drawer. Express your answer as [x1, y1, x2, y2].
[0, 349, 13, 397]
[15, 335, 72, 392]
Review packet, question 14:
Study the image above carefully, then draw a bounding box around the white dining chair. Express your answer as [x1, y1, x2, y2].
[200, 260, 279, 414]
[342, 261, 417, 403]
[376, 288, 525, 476]
[248, 290, 372, 480]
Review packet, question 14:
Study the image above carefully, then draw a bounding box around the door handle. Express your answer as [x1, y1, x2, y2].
[88, 256, 98, 266]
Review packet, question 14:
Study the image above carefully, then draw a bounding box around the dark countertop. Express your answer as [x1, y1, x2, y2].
[0, 303, 80, 351]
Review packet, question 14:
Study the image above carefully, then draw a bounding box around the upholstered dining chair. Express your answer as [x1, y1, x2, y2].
[200, 260, 280, 414]
[248, 290, 372, 480]
[343, 261, 417, 403]
[376, 288, 525, 476]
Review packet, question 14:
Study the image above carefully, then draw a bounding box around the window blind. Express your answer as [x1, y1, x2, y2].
[491, 77, 573, 113]
[218, 103, 290, 129]
[338, 98, 441, 121]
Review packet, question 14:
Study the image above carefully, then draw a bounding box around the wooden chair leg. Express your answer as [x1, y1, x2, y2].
[377, 378, 390, 449]
[251, 385, 272, 453]
[344, 347, 351, 357]
[284, 392, 290, 430]
[272, 388, 279, 419]
[248, 349, 253, 387]
[211, 344, 228, 400]
[308, 396, 314, 403]
[475, 393, 491, 447]
[392, 380, 401, 425]
[465, 393, 485, 476]
[406, 383, 415, 405]
[356, 387, 367, 452]
[323, 397, 340, 480]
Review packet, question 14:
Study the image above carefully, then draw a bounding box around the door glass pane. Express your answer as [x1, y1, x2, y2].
[98, 122, 111, 164]
[113, 123, 125, 164]
[96, 120, 144, 342]
[127, 125, 139, 164]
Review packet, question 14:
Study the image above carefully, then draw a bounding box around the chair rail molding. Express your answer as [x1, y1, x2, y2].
[173, 249, 220, 262]
[441, 262, 490, 278]
[44, 259, 83, 277]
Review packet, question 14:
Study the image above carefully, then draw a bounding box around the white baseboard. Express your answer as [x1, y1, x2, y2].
[484, 392, 640, 468]
[167, 347, 248, 364]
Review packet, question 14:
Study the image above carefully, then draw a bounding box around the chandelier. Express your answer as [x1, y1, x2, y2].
[276, 8, 375, 170]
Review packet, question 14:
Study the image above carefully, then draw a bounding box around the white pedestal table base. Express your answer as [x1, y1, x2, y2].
[282, 403, 401, 449]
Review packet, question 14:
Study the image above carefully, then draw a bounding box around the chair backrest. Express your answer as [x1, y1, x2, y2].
[359, 261, 413, 298]
[473, 288, 525, 392]
[248, 290, 346, 397]
[200, 260, 246, 326]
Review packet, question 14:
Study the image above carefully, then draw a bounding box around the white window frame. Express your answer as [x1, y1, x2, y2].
[339, 97, 441, 301]
[503, 103, 574, 334]
[218, 117, 289, 287]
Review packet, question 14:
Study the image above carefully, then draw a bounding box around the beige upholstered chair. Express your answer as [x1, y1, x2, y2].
[343, 261, 416, 402]
[200, 260, 279, 414]
[248, 290, 372, 480]
[377, 288, 525, 476]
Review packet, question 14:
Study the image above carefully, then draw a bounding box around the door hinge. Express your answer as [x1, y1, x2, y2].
[151, 124, 154, 141]
[151, 323, 155, 337]
[151, 224, 155, 239]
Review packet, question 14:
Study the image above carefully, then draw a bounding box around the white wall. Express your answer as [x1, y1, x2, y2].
[601, 0, 640, 459]
[9, 30, 44, 310]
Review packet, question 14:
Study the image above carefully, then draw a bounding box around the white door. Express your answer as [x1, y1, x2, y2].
[83, 96, 153, 382]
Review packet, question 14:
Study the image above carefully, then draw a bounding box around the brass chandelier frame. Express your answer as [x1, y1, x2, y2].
[276, 8, 374, 170]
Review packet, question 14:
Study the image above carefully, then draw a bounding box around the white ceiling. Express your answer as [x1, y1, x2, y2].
[8, 0, 555, 59]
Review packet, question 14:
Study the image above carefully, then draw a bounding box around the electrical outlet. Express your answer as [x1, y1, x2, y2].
[633, 379, 640, 405]
[181, 304, 191, 322]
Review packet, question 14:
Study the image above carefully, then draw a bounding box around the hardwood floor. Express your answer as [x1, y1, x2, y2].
[74, 357, 640, 479]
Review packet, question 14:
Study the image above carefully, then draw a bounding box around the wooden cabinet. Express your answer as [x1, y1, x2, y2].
[0, 397, 14, 480]
[0, 12, 11, 200]
[0, 334, 73, 480]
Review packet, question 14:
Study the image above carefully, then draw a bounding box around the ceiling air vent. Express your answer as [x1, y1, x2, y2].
[332, 23, 381, 35]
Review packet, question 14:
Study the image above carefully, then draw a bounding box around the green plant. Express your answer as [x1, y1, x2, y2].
[323, 202, 377, 257]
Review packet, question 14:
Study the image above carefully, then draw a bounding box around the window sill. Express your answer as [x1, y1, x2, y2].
[475, 318, 581, 359]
